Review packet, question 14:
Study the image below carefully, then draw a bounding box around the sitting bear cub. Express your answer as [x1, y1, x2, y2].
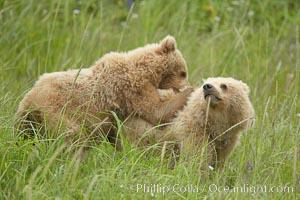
[123, 77, 255, 169]
[16, 36, 193, 146]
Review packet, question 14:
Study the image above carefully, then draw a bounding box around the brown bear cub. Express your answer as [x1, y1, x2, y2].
[15, 36, 193, 146]
[123, 77, 255, 170]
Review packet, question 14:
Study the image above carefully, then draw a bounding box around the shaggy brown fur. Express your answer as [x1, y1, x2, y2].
[16, 36, 193, 145]
[123, 77, 255, 169]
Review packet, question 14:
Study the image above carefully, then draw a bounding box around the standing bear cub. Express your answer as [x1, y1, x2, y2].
[123, 77, 255, 169]
[16, 36, 193, 145]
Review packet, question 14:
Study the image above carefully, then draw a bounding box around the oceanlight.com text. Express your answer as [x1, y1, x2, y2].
[209, 184, 294, 195]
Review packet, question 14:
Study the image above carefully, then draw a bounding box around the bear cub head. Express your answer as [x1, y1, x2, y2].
[156, 36, 190, 92]
[201, 77, 255, 128]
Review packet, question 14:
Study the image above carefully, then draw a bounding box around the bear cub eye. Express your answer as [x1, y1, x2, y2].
[220, 84, 228, 90]
[180, 71, 186, 78]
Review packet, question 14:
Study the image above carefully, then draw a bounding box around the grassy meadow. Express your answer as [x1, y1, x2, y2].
[0, 0, 299, 199]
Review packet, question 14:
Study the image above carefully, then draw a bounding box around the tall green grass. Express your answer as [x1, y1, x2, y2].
[0, 0, 299, 199]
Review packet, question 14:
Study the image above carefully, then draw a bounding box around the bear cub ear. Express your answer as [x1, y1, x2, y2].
[159, 35, 177, 54]
[240, 81, 250, 95]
